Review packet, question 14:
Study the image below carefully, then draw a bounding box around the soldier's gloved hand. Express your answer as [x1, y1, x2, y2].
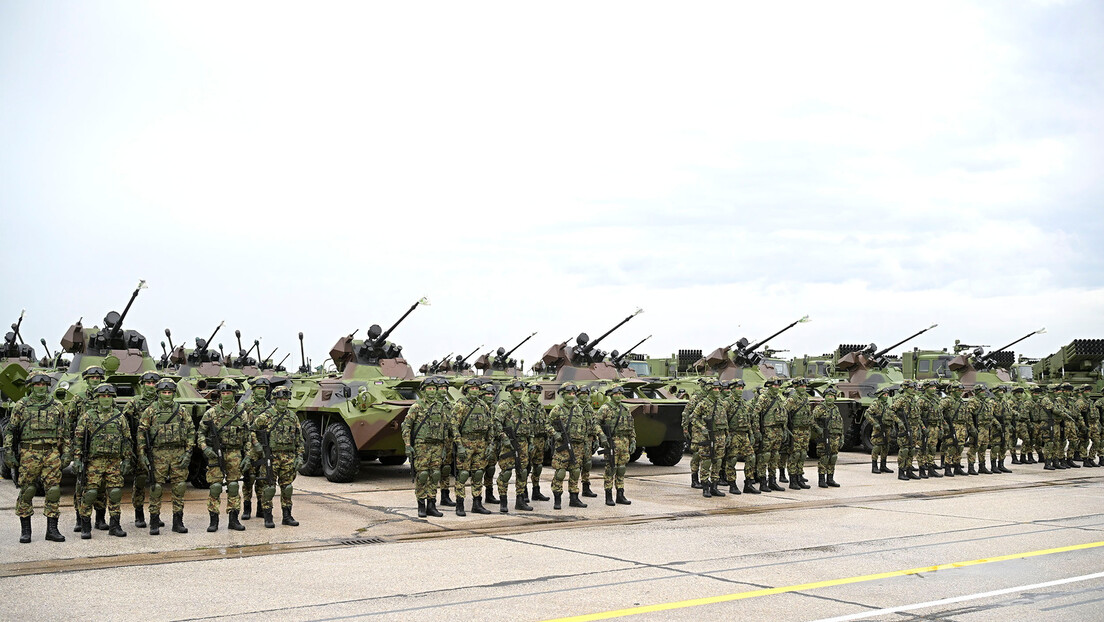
[457, 446, 469, 461]
[553, 432, 562, 444]
[2, 449, 12, 469]
[178, 453, 191, 470]
[405, 445, 414, 456]
[122, 460, 131, 475]
[252, 442, 263, 457]
[139, 455, 150, 471]
[72, 459, 83, 475]
[60, 453, 71, 468]
[241, 457, 252, 473]
[598, 434, 608, 447]
[629, 441, 636, 455]
[203, 447, 217, 461]
[293, 456, 304, 471]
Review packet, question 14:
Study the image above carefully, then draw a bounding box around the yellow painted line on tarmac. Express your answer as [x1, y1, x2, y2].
[542, 540, 1104, 622]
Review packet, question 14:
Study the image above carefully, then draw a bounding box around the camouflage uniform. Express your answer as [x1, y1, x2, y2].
[1056, 389, 1079, 464]
[73, 385, 132, 538]
[690, 386, 728, 497]
[916, 383, 943, 477]
[1031, 388, 1053, 466]
[66, 379, 103, 531]
[449, 387, 495, 515]
[578, 390, 600, 498]
[1072, 388, 1098, 467]
[251, 386, 305, 527]
[596, 387, 636, 505]
[122, 380, 158, 527]
[723, 383, 759, 494]
[137, 380, 195, 534]
[480, 388, 501, 504]
[966, 389, 994, 474]
[812, 389, 843, 487]
[891, 384, 923, 479]
[4, 379, 69, 543]
[682, 387, 706, 488]
[238, 381, 271, 521]
[197, 388, 253, 531]
[526, 386, 552, 501]
[493, 383, 533, 512]
[783, 382, 813, 490]
[752, 381, 787, 492]
[1036, 388, 1062, 469]
[1012, 389, 1035, 463]
[549, 385, 605, 509]
[939, 385, 969, 476]
[989, 388, 1013, 473]
[864, 391, 894, 474]
[403, 384, 450, 516]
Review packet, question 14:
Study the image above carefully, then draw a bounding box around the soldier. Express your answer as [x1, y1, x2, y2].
[892, 381, 922, 480]
[1035, 385, 1060, 470]
[526, 383, 552, 502]
[917, 380, 943, 478]
[966, 383, 994, 475]
[753, 377, 787, 492]
[197, 380, 253, 532]
[251, 385, 305, 527]
[481, 382, 501, 505]
[689, 381, 727, 498]
[783, 378, 813, 490]
[990, 386, 1013, 473]
[549, 384, 606, 509]
[493, 380, 533, 513]
[940, 382, 969, 476]
[73, 382, 131, 539]
[67, 366, 105, 532]
[449, 378, 495, 516]
[1073, 385, 1098, 468]
[723, 379, 759, 495]
[1011, 385, 1033, 464]
[3, 373, 69, 543]
[1095, 391, 1104, 466]
[122, 371, 160, 528]
[865, 387, 895, 474]
[682, 378, 709, 489]
[578, 386, 600, 498]
[403, 376, 450, 518]
[597, 385, 636, 506]
[240, 376, 271, 521]
[812, 386, 843, 488]
[1057, 383, 1083, 468]
[137, 379, 194, 535]
[437, 381, 457, 510]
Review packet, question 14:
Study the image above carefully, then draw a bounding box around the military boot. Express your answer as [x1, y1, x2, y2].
[499, 497, 509, 514]
[898, 468, 909, 481]
[616, 488, 632, 504]
[282, 506, 299, 526]
[758, 476, 772, 493]
[999, 459, 1012, 473]
[425, 499, 442, 518]
[872, 459, 879, 474]
[691, 472, 702, 489]
[470, 497, 491, 514]
[798, 474, 811, 489]
[978, 460, 991, 474]
[789, 476, 802, 490]
[768, 473, 784, 492]
[1068, 458, 1081, 468]
[1044, 459, 1055, 470]
[134, 506, 147, 528]
[264, 508, 277, 527]
[18, 516, 31, 544]
[1055, 458, 1068, 469]
[81, 516, 92, 539]
[605, 489, 616, 506]
[515, 494, 533, 511]
[729, 482, 741, 495]
[989, 458, 999, 474]
[553, 493, 562, 510]
[73, 511, 82, 533]
[242, 500, 252, 521]
[826, 474, 840, 487]
[778, 466, 789, 483]
[818, 474, 827, 488]
[717, 475, 729, 487]
[944, 464, 954, 477]
[743, 479, 760, 494]
[417, 499, 427, 518]
[955, 462, 967, 476]
[522, 486, 530, 504]
[531, 485, 550, 501]
[1023, 452, 1034, 464]
[582, 482, 597, 498]
[919, 466, 929, 479]
[1011, 453, 1021, 464]
[702, 481, 712, 498]
[880, 456, 894, 474]
[967, 461, 978, 475]
[929, 465, 943, 478]
[108, 515, 127, 537]
[711, 482, 725, 497]
[439, 489, 456, 507]
[569, 492, 587, 508]
[149, 514, 160, 536]
[1027, 452, 1037, 464]
[172, 512, 188, 534]
[908, 467, 921, 480]
[1086, 458, 1098, 467]
[95, 508, 108, 531]
[227, 510, 245, 531]
[484, 486, 500, 504]
[455, 498, 467, 516]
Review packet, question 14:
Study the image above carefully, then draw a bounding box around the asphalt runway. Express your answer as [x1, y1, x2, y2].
[1, 454, 1101, 621]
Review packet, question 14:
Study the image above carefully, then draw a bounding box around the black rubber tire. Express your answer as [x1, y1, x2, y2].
[378, 455, 406, 466]
[628, 446, 644, 463]
[189, 449, 211, 489]
[300, 420, 323, 476]
[859, 420, 874, 454]
[321, 422, 359, 483]
[645, 440, 684, 466]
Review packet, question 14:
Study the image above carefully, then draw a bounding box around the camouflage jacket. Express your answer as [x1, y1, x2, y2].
[241, 397, 271, 428]
[682, 391, 705, 431]
[493, 397, 531, 447]
[549, 401, 601, 443]
[726, 395, 751, 432]
[753, 391, 787, 428]
[450, 396, 495, 442]
[864, 398, 891, 430]
[596, 401, 635, 441]
[252, 405, 305, 455]
[966, 397, 993, 430]
[812, 402, 842, 438]
[1072, 397, 1094, 427]
[74, 403, 131, 462]
[784, 394, 813, 429]
[137, 400, 195, 454]
[402, 398, 451, 445]
[66, 390, 95, 438]
[939, 395, 968, 426]
[525, 397, 550, 438]
[122, 392, 157, 445]
[197, 403, 252, 459]
[891, 394, 923, 438]
[917, 393, 942, 425]
[4, 394, 69, 455]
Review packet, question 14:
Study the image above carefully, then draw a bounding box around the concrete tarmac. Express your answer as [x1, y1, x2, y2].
[1, 454, 1102, 621]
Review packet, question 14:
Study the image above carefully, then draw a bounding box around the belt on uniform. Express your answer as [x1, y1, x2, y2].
[21, 442, 57, 449]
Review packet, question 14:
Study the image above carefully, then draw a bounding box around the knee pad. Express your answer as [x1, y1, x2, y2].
[19, 484, 36, 505]
[554, 468, 567, 481]
[429, 470, 441, 486]
[457, 471, 470, 485]
[616, 466, 626, 479]
[227, 481, 240, 497]
[134, 474, 147, 487]
[532, 464, 543, 476]
[107, 488, 123, 504]
[209, 482, 223, 498]
[281, 484, 293, 499]
[472, 469, 484, 483]
[518, 469, 528, 482]
[497, 470, 510, 485]
[263, 486, 276, 502]
[45, 485, 62, 503]
[150, 483, 163, 499]
[416, 471, 430, 486]
[569, 468, 581, 480]
[171, 482, 186, 498]
[82, 488, 100, 506]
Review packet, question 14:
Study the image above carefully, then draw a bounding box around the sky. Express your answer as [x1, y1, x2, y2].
[2, 1, 1102, 371]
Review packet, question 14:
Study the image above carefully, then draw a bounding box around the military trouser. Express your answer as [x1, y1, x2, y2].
[696, 431, 727, 484]
[439, 441, 454, 495]
[603, 437, 631, 491]
[242, 465, 259, 506]
[81, 457, 125, 518]
[551, 437, 586, 494]
[725, 430, 756, 483]
[1015, 420, 1033, 456]
[789, 427, 810, 477]
[1065, 421, 1082, 457]
[756, 426, 783, 479]
[580, 436, 595, 484]
[990, 422, 1009, 460]
[412, 441, 444, 501]
[15, 446, 63, 518]
[529, 435, 548, 487]
[967, 424, 991, 464]
[149, 446, 190, 515]
[1037, 422, 1056, 460]
[206, 451, 244, 514]
[946, 423, 968, 464]
[496, 438, 529, 497]
[1059, 423, 1072, 458]
[1087, 423, 1101, 460]
[483, 438, 499, 489]
[74, 448, 105, 517]
[921, 421, 940, 468]
[685, 425, 699, 476]
[454, 439, 488, 500]
[817, 435, 841, 475]
[132, 471, 147, 511]
[869, 425, 888, 462]
[897, 428, 920, 471]
[259, 452, 298, 511]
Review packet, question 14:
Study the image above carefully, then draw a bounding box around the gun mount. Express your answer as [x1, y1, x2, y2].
[61, 281, 150, 355]
[951, 328, 1046, 373]
[611, 335, 652, 371]
[328, 298, 429, 373]
[2, 310, 35, 360]
[476, 332, 538, 373]
[837, 324, 939, 372]
[730, 315, 809, 367]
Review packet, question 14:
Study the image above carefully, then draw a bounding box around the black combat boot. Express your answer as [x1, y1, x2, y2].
[978, 460, 991, 474]
[945, 465, 954, 477]
[531, 485, 550, 501]
[872, 459, 879, 474]
[989, 458, 999, 474]
[1086, 458, 1098, 467]
[999, 459, 1011, 473]
[1023, 451, 1033, 464]
[471, 497, 491, 514]
[798, 474, 811, 489]
[955, 462, 967, 476]
[282, 506, 299, 526]
[242, 500, 252, 521]
[1068, 458, 1081, 468]
[702, 481, 712, 498]
[711, 482, 725, 497]
[553, 493, 562, 510]
[73, 511, 82, 533]
[417, 499, 427, 518]
[880, 457, 894, 474]
[569, 492, 587, 508]
[264, 508, 277, 527]
[967, 461, 978, 475]
[172, 512, 188, 534]
[18, 516, 31, 544]
[606, 489, 616, 506]
[616, 488, 632, 504]
[717, 476, 729, 487]
[908, 467, 921, 480]
[108, 515, 127, 537]
[134, 506, 147, 528]
[95, 508, 108, 531]
[439, 489, 456, 507]
[919, 466, 929, 479]
[768, 473, 784, 492]
[1055, 458, 1068, 469]
[582, 482, 597, 498]
[456, 498, 467, 516]
[522, 486, 530, 504]
[426, 499, 442, 518]
[826, 474, 840, 487]
[898, 468, 909, 481]
[227, 510, 245, 531]
[778, 467, 789, 483]
[1027, 452, 1037, 464]
[1044, 459, 1055, 470]
[929, 465, 943, 478]
[1011, 453, 1021, 464]
[149, 514, 160, 536]
[758, 476, 771, 493]
[499, 497, 509, 514]
[81, 516, 92, 539]
[789, 477, 801, 490]
[743, 479, 760, 494]
[691, 472, 702, 489]
[729, 482, 741, 495]
[484, 486, 500, 504]
[515, 494, 533, 511]
[818, 474, 827, 488]
[156, 514, 165, 528]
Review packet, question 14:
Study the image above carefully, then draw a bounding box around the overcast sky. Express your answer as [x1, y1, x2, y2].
[2, 1, 1101, 371]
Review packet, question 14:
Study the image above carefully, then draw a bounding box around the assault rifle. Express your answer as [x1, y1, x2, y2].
[255, 428, 276, 488]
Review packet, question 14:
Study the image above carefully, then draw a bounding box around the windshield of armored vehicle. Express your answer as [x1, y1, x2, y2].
[765, 359, 790, 377]
[628, 361, 649, 376]
[1013, 365, 1034, 381]
[919, 356, 953, 378]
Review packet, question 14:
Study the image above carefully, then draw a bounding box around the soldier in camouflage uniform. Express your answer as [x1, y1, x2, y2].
[137, 379, 194, 535]
[989, 386, 1013, 473]
[122, 371, 160, 529]
[1055, 383, 1082, 468]
[436, 381, 456, 510]
[682, 379, 709, 489]
[865, 386, 894, 474]
[3, 373, 69, 543]
[449, 378, 494, 516]
[1035, 385, 1061, 470]
[481, 383, 501, 505]
[1011, 385, 1034, 464]
[493, 381, 534, 513]
[784, 378, 813, 490]
[1095, 392, 1104, 466]
[892, 381, 922, 480]
[1073, 385, 1098, 468]
[812, 386, 843, 487]
[916, 380, 944, 478]
[578, 386, 600, 498]
[723, 379, 759, 495]
[689, 381, 727, 498]
[240, 376, 271, 521]
[197, 380, 253, 532]
[966, 384, 994, 474]
[549, 384, 606, 509]
[752, 377, 786, 492]
[73, 383, 131, 539]
[67, 366, 105, 532]
[597, 385, 636, 506]
[251, 385, 305, 527]
[403, 376, 449, 518]
[940, 381, 969, 476]
[526, 383, 552, 501]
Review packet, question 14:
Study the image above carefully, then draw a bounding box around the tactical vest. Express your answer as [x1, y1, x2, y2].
[728, 398, 750, 431]
[526, 401, 549, 436]
[458, 399, 493, 439]
[816, 404, 844, 435]
[555, 404, 588, 441]
[150, 404, 188, 447]
[19, 398, 64, 443]
[208, 406, 249, 446]
[603, 404, 634, 438]
[919, 394, 942, 424]
[759, 393, 785, 427]
[88, 408, 128, 458]
[789, 396, 812, 428]
[265, 408, 302, 451]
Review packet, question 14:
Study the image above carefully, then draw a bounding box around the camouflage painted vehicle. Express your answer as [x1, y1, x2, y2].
[473, 332, 538, 379]
[1032, 339, 1104, 396]
[292, 299, 429, 482]
[943, 328, 1046, 389]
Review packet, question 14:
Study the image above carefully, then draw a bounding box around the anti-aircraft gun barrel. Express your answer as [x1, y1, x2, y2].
[246, 339, 260, 359]
[613, 335, 652, 364]
[109, 280, 147, 341]
[195, 322, 224, 356]
[502, 332, 538, 361]
[459, 345, 483, 365]
[374, 297, 430, 346]
[235, 330, 245, 355]
[263, 347, 278, 365]
[39, 338, 53, 359]
[12, 309, 25, 344]
[745, 315, 809, 354]
[976, 328, 1046, 369]
[298, 332, 309, 373]
[277, 353, 290, 368]
[579, 309, 643, 355]
[164, 328, 175, 351]
[875, 324, 939, 359]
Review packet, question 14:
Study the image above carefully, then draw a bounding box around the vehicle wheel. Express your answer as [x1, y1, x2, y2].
[189, 450, 211, 489]
[629, 446, 644, 463]
[859, 421, 874, 453]
[0, 463, 10, 480]
[378, 455, 406, 466]
[300, 420, 323, 476]
[645, 440, 684, 466]
[321, 422, 359, 482]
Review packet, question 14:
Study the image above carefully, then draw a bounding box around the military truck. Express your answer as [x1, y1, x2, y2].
[1032, 339, 1104, 395]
